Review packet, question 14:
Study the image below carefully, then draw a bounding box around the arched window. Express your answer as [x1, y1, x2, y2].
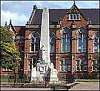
[61, 28, 71, 52]
[77, 28, 87, 52]
[50, 32, 55, 53]
[31, 32, 40, 52]
[93, 32, 99, 53]
[69, 14, 80, 20]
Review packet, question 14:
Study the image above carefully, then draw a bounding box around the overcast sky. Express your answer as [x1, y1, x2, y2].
[1, 1, 99, 26]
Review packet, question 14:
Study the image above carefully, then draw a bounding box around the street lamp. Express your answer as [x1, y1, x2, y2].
[13, 56, 19, 86]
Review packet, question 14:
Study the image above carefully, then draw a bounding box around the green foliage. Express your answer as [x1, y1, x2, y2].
[0, 26, 13, 43]
[0, 26, 20, 70]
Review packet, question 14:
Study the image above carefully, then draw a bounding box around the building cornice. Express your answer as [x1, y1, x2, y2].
[25, 24, 99, 29]
[25, 24, 61, 29]
[88, 24, 100, 28]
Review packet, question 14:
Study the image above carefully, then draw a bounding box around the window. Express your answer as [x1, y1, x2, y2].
[76, 58, 87, 71]
[31, 36, 35, 51]
[92, 60, 99, 72]
[50, 32, 55, 53]
[35, 38, 40, 51]
[77, 28, 87, 53]
[50, 55, 55, 65]
[69, 14, 80, 20]
[93, 33, 99, 53]
[81, 60, 87, 71]
[61, 58, 71, 72]
[20, 36, 24, 43]
[76, 60, 81, 71]
[31, 32, 40, 52]
[61, 28, 71, 52]
[15, 35, 24, 43]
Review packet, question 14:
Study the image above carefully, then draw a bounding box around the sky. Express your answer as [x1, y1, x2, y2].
[1, 1, 99, 26]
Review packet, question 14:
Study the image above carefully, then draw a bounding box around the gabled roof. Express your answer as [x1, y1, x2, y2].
[68, 3, 80, 13]
[29, 9, 99, 25]
[14, 26, 25, 35]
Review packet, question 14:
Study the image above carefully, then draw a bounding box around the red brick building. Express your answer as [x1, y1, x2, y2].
[2, 3, 99, 80]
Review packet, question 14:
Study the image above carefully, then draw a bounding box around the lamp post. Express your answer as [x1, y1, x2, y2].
[13, 56, 18, 86]
[13, 57, 16, 86]
[18, 58, 23, 83]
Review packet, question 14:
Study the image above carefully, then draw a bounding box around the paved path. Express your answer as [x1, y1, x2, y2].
[69, 82, 99, 91]
[1, 82, 99, 91]
[1, 88, 51, 91]
[0, 82, 75, 91]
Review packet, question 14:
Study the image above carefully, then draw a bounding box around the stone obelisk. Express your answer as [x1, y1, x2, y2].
[40, 8, 58, 83]
[40, 8, 50, 65]
[31, 8, 58, 83]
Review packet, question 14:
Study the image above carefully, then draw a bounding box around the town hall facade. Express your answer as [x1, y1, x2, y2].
[1, 3, 99, 80]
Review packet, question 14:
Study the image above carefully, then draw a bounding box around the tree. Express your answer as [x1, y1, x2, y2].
[0, 26, 20, 70]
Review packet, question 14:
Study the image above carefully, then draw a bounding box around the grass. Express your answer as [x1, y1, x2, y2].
[1, 75, 30, 84]
[1, 75, 14, 83]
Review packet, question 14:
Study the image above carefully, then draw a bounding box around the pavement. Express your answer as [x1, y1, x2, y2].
[69, 82, 99, 91]
[0, 88, 51, 91]
[0, 82, 75, 91]
[1, 82, 99, 91]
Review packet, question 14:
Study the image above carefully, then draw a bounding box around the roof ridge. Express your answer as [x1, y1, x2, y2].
[27, 8, 100, 25]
